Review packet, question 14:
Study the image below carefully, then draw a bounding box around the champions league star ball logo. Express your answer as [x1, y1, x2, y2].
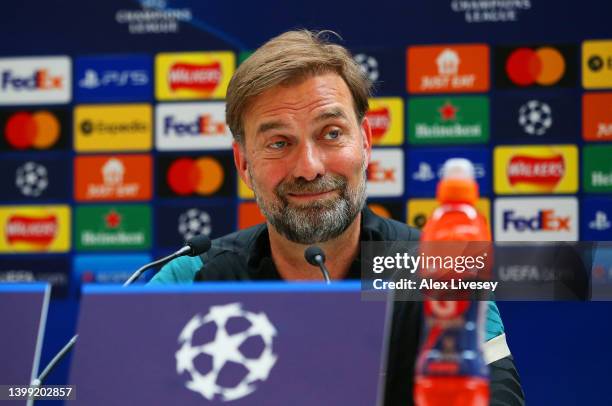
[176, 303, 278, 402]
[518, 100, 553, 136]
[354, 53, 379, 82]
[15, 161, 48, 197]
[178, 208, 212, 240]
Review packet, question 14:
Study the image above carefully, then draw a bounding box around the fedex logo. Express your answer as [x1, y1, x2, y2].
[494, 197, 577, 241]
[366, 148, 403, 197]
[503, 210, 570, 231]
[155, 102, 232, 151]
[0, 57, 71, 105]
[163, 115, 225, 136]
[1, 69, 63, 90]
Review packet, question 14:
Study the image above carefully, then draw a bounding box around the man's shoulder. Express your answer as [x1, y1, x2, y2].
[206, 223, 267, 259]
[363, 208, 421, 241]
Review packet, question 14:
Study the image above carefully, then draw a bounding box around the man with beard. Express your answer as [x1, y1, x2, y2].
[149, 30, 524, 405]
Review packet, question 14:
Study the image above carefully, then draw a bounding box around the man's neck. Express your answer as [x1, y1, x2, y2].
[267, 213, 362, 281]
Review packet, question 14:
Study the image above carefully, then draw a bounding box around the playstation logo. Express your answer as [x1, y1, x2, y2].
[412, 162, 435, 182]
[589, 210, 611, 231]
[79, 69, 101, 89]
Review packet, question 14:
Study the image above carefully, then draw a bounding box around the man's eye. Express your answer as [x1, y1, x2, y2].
[324, 129, 341, 140]
[268, 140, 287, 149]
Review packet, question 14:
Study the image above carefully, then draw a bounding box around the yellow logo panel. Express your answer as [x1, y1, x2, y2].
[74, 104, 152, 152]
[407, 199, 490, 229]
[238, 176, 255, 199]
[155, 52, 235, 100]
[583, 40, 612, 89]
[367, 97, 404, 145]
[494, 145, 578, 194]
[0, 205, 70, 253]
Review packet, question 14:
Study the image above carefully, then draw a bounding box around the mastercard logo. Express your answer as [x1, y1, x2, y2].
[166, 157, 224, 196]
[505, 47, 566, 86]
[4, 111, 60, 149]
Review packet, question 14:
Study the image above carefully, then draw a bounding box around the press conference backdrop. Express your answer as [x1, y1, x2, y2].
[0, 0, 611, 404]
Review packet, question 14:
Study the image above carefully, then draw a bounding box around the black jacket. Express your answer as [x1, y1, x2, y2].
[195, 207, 525, 405]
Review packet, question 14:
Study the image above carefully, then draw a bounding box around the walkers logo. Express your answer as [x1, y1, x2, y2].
[74, 104, 152, 152]
[157, 154, 234, 198]
[75, 205, 151, 251]
[74, 55, 152, 102]
[492, 93, 577, 141]
[408, 96, 489, 144]
[583, 93, 612, 141]
[407, 198, 490, 230]
[366, 98, 404, 145]
[74, 155, 152, 201]
[582, 40, 612, 89]
[494, 197, 578, 241]
[406, 44, 489, 93]
[156, 204, 233, 249]
[0, 109, 69, 151]
[495, 45, 577, 88]
[0, 205, 70, 252]
[581, 197, 612, 240]
[407, 147, 490, 196]
[366, 148, 404, 197]
[156, 102, 232, 150]
[494, 145, 578, 194]
[155, 52, 235, 100]
[0, 56, 71, 105]
[583, 145, 612, 192]
[0, 157, 70, 201]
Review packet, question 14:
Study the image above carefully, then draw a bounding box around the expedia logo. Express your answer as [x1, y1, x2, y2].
[168, 62, 221, 93]
[502, 210, 570, 232]
[367, 107, 390, 140]
[74, 104, 152, 152]
[163, 115, 225, 136]
[79, 119, 147, 136]
[1, 69, 62, 90]
[507, 155, 565, 188]
[5, 215, 58, 245]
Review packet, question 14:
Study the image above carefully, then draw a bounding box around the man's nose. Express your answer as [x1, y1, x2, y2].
[291, 140, 325, 181]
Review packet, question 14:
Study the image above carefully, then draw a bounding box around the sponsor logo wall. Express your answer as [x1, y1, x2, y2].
[1, 34, 611, 297]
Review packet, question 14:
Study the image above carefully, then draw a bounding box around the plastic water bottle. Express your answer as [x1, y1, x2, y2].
[414, 158, 490, 406]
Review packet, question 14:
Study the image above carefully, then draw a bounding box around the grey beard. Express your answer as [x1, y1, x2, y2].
[251, 171, 367, 245]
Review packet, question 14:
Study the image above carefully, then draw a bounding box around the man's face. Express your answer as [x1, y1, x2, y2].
[234, 72, 372, 244]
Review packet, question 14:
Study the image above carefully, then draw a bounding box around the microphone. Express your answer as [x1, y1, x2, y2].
[123, 235, 211, 286]
[304, 246, 331, 284]
[31, 235, 212, 387]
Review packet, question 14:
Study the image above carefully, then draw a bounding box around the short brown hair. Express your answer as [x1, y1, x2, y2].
[226, 29, 371, 144]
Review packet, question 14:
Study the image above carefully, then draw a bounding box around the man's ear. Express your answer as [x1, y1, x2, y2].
[232, 141, 252, 190]
[360, 116, 373, 167]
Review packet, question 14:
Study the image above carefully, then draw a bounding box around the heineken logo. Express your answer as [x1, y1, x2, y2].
[583, 146, 612, 193]
[409, 96, 489, 144]
[76, 205, 151, 250]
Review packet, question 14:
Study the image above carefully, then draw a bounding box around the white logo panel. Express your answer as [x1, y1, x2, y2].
[366, 148, 404, 197]
[494, 197, 578, 241]
[156, 102, 232, 150]
[0, 56, 71, 105]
